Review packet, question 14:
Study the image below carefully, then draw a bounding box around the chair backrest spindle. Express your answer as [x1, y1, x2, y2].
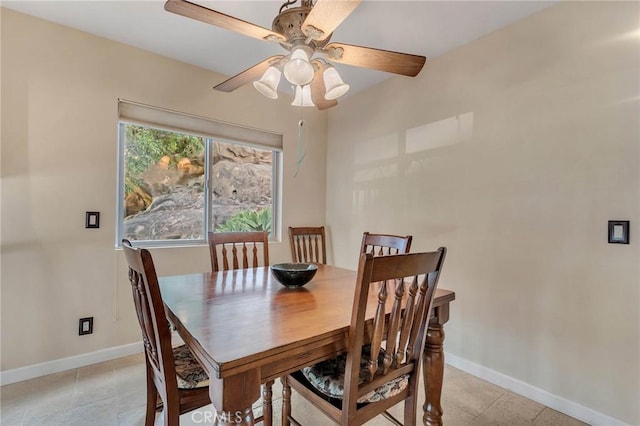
[288, 226, 327, 264]
[360, 232, 412, 257]
[208, 231, 270, 272]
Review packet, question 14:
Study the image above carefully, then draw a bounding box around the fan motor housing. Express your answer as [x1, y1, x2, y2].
[272, 6, 332, 51]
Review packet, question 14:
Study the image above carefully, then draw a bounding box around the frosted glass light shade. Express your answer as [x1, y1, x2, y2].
[283, 49, 314, 86]
[291, 85, 315, 107]
[253, 66, 281, 99]
[323, 65, 350, 100]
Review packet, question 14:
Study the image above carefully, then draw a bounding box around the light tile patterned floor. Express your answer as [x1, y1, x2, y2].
[0, 353, 588, 425]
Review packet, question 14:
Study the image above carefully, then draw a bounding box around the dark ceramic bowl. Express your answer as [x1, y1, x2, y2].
[271, 263, 318, 288]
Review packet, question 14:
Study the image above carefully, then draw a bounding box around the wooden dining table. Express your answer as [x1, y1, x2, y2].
[159, 264, 455, 425]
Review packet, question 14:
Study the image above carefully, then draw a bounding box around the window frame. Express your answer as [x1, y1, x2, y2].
[116, 114, 282, 248]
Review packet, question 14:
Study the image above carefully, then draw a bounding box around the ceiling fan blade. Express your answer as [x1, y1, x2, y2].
[302, 0, 361, 41]
[214, 56, 284, 92]
[310, 64, 338, 110]
[324, 42, 426, 77]
[165, 0, 286, 44]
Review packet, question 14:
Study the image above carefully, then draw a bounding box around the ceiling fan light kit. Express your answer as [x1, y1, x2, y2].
[283, 47, 315, 86]
[253, 66, 282, 99]
[292, 85, 316, 107]
[164, 0, 426, 110]
[322, 64, 350, 100]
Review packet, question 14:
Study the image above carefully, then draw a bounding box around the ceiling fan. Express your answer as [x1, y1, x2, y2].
[164, 0, 426, 110]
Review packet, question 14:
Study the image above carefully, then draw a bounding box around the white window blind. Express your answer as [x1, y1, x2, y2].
[118, 99, 282, 149]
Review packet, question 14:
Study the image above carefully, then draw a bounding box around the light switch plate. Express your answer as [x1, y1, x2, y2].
[79, 317, 93, 335]
[608, 220, 629, 244]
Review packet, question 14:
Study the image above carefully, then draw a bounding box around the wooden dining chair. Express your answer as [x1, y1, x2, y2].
[289, 226, 327, 264]
[360, 232, 412, 256]
[208, 231, 270, 272]
[122, 240, 210, 426]
[207, 230, 274, 424]
[281, 248, 447, 426]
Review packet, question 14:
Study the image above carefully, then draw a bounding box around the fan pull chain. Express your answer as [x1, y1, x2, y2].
[294, 107, 307, 177]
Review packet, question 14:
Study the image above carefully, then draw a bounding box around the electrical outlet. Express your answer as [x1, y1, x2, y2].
[79, 317, 93, 335]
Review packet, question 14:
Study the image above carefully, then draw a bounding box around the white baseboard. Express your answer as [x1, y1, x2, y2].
[0, 342, 143, 386]
[445, 352, 630, 426]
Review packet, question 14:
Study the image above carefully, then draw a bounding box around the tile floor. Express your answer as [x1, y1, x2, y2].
[0, 353, 588, 426]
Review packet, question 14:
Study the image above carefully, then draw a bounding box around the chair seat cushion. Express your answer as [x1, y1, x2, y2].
[302, 346, 408, 403]
[173, 344, 210, 389]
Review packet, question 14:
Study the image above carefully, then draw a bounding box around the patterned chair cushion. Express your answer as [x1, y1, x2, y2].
[302, 345, 408, 403]
[173, 344, 210, 389]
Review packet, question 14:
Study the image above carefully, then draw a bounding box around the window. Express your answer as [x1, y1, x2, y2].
[116, 101, 282, 247]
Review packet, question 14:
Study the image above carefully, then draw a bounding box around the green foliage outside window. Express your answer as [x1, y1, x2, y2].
[124, 125, 204, 194]
[215, 208, 272, 233]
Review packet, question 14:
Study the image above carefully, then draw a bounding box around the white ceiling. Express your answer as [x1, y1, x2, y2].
[3, 0, 555, 98]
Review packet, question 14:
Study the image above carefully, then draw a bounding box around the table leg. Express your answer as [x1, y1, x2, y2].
[210, 369, 261, 425]
[423, 303, 449, 426]
[281, 376, 291, 426]
[263, 380, 274, 426]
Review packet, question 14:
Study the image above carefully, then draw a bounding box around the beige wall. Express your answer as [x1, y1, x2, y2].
[1, 8, 327, 370]
[326, 2, 638, 424]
